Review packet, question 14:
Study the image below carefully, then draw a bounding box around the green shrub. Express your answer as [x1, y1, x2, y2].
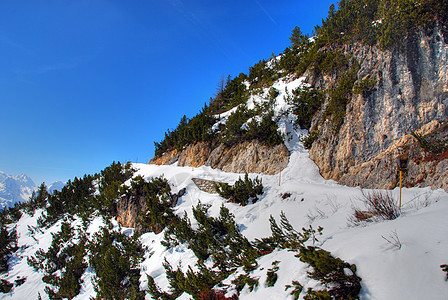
[40, 174, 96, 227]
[99, 161, 135, 191]
[165, 261, 222, 299]
[353, 76, 377, 97]
[248, 59, 278, 88]
[208, 73, 249, 114]
[268, 212, 323, 251]
[214, 173, 264, 206]
[89, 226, 145, 300]
[291, 86, 323, 131]
[154, 110, 217, 157]
[268, 87, 280, 100]
[441, 264, 448, 281]
[298, 246, 361, 299]
[303, 288, 331, 300]
[302, 130, 319, 149]
[411, 131, 448, 154]
[160, 204, 260, 297]
[0, 225, 17, 273]
[318, 50, 350, 75]
[0, 202, 23, 225]
[24, 183, 49, 215]
[146, 275, 175, 300]
[221, 105, 254, 145]
[0, 279, 13, 293]
[164, 204, 258, 272]
[37, 162, 134, 227]
[285, 281, 303, 300]
[96, 161, 135, 217]
[133, 176, 176, 234]
[323, 61, 360, 133]
[265, 261, 280, 287]
[246, 111, 283, 146]
[28, 221, 88, 299]
[232, 274, 259, 292]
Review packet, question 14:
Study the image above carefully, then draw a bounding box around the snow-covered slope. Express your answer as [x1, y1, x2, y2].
[2, 77, 448, 300]
[131, 124, 448, 299]
[0, 171, 35, 210]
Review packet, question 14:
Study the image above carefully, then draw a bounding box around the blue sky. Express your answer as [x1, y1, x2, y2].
[0, 0, 335, 185]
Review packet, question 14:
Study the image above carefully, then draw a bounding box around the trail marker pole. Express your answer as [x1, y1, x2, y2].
[399, 170, 402, 209]
[279, 166, 282, 186]
[397, 152, 408, 210]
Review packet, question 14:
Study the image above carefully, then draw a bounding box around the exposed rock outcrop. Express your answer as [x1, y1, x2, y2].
[116, 186, 186, 232]
[309, 25, 448, 191]
[116, 186, 146, 231]
[192, 178, 224, 194]
[150, 140, 290, 175]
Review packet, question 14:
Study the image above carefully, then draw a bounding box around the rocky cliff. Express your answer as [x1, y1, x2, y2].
[149, 24, 447, 191]
[116, 185, 185, 233]
[150, 139, 290, 175]
[308, 24, 448, 191]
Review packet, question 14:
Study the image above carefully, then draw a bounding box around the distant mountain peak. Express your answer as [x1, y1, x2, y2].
[0, 170, 36, 210]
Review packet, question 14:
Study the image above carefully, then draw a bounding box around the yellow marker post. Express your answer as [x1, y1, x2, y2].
[399, 170, 402, 209]
[397, 152, 408, 211]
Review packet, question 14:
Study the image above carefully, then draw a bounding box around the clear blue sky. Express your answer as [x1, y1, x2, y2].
[0, 0, 335, 185]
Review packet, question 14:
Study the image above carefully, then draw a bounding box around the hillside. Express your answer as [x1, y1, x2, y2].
[1, 1, 448, 299]
[152, 0, 448, 192]
[1, 126, 447, 299]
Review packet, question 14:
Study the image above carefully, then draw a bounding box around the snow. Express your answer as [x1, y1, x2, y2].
[2, 76, 448, 299]
[0, 171, 36, 209]
[128, 109, 448, 299]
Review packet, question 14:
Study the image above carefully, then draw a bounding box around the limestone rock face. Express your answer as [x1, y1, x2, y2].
[116, 186, 186, 232]
[309, 25, 448, 191]
[116, 187, 146, 231]
[191, 178, 222, 194]
[150, 140, 290, 175]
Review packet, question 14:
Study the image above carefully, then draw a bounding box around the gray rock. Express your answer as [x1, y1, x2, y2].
[309, 24, 448, 191]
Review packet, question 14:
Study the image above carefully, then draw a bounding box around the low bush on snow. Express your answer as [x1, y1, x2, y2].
[352, 190, 401, 224]
[214, 173, 264, 206]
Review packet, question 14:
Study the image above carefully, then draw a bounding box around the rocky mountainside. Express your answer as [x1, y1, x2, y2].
[0, 171, 35, 210]
[151, 22, 448, 192]
[150, 140, 290, 175]
[308, 24, 448, 191]
[2, 2, 448, 299]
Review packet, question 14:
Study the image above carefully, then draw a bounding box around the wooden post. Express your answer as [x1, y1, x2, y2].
[279, 166, 282, 186]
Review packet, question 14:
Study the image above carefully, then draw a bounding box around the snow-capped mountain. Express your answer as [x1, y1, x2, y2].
[0, 171, 35, 210]
[47, 181, 65, 194]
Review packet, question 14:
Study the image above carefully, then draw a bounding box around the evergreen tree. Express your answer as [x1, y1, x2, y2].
[214, 173, 264, 206]
[0, 225, 18, 273]
[25, 183, 49, 215]
[28, 221, 88, 299]
[89, 226, 145, 300]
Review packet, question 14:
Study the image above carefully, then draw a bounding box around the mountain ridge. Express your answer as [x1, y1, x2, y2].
[0, 171, 35, 210]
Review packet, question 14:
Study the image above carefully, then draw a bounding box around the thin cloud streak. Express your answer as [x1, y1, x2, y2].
[15, 54, 96, 75]
[166, 0, 236, 63]
[253, 0, 278, 26]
